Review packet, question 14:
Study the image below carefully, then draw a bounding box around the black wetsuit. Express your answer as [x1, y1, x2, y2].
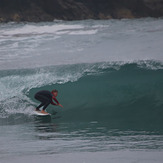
[35, 90, 59, 110]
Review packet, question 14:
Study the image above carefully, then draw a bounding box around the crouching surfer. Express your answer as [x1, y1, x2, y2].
[34, 89, 63, 114]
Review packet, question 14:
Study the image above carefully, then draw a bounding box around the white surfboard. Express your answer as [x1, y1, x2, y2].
[33, 111, 51, 116]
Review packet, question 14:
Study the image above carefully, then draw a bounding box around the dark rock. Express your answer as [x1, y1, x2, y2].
[0, 0, 163, 22]
[143, 0, 163, 16]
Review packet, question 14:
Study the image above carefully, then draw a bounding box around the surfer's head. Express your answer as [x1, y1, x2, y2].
[52, 89, 58, 97]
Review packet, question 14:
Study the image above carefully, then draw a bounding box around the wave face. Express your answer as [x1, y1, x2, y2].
[0, 61, 163, 128]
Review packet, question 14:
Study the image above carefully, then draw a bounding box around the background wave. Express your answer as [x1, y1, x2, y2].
[1, 18, 163, 70]
[0, 61, 163, 128]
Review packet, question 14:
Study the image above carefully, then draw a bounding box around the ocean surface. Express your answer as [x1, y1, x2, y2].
[0, 18, 163, 163]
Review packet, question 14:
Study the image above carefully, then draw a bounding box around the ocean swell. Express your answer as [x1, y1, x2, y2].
[0, 61, 163, 127]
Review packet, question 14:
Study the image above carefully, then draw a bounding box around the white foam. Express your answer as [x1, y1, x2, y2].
[69, 29, 98, 35]
[0, 24, 84, 36]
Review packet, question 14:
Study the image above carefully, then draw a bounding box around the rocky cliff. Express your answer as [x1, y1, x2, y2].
[0, 0, 163, 22]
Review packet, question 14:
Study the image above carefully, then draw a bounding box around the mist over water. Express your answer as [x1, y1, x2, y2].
[0, 18, 163, 162]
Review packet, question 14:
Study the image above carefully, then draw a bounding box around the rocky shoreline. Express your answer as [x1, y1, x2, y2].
[0, 0, 163, 22]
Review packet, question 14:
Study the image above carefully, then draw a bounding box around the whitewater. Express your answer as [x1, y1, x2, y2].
[0, 18, 163, 163]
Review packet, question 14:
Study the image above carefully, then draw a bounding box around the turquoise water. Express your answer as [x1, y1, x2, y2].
[0, 18, 163, 162]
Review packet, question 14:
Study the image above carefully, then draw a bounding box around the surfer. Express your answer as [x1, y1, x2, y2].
[34, 89, 63, 114]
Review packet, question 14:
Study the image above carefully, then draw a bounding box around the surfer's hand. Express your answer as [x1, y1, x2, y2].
[58, 104, 63, 108]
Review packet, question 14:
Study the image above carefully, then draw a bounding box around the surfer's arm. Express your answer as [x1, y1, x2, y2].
[51, 97, 59, 105]
[51, 100, 57, 105]
[52, 97, 59, 104]
[52, 97, 63, 108]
